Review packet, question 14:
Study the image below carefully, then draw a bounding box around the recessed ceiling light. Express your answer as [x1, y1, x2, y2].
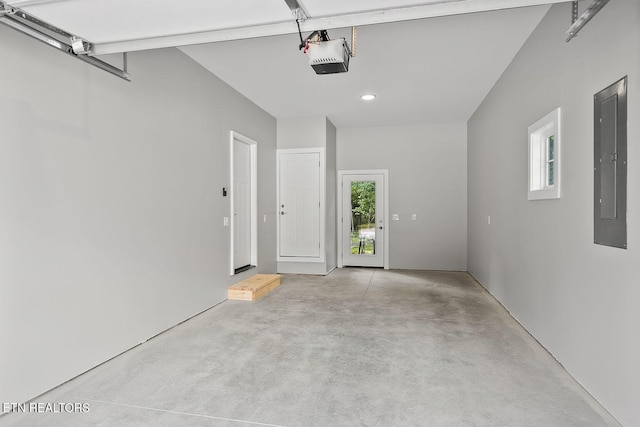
[361, 94, 376, 101]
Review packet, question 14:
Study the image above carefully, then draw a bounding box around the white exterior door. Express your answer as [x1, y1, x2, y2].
[278, 151, 320, 258]
[341, 173, 385, 268]
[233, 137, 252, 269]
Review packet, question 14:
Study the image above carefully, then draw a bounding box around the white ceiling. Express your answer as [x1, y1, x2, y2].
[4, 0, 558, 127]
[181, 7, 550, 127]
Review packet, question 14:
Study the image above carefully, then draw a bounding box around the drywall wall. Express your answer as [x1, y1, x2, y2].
[325, 119, 338, 272]
[0, 25, 277, 405]
[467, 1, 639, 425]
[276, 117, 327, 149]
[337, 124, 467, 270]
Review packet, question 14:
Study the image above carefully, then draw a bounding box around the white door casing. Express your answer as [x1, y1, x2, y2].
[233, 138, 251, 269]
[230, 131, 258, 275]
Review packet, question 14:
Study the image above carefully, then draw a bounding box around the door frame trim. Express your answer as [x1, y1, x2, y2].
[337, 169, 389, 269]
[229, 131, 258, 276]
[276, 147, 326, 263]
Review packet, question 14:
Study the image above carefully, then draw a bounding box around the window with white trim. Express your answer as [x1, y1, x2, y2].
[528, 108, 561, 200]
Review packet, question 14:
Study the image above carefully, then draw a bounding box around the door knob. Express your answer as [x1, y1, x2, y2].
[280, 211, 287, 215]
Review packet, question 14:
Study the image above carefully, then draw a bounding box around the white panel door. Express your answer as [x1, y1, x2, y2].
[279, 151, 320, 258]
[233, 138, 251, 269]
[342, 173, 385, 267]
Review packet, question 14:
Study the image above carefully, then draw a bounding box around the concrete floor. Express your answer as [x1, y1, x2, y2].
[1, 269, 619, 426]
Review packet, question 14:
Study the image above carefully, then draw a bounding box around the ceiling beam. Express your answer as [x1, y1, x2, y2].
[91, 0, 565, 56]
[82, 0, 565, 55]
[5, 0, 70, 6]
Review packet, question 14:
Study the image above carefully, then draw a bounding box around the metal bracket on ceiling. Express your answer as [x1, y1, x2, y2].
[283, 0, 311, 50]
[566, 0, 610, 42]
[0, 1, 16, 15]
[0, 0, 130, 81]
[284, 0, 308, 21]
[294, 7, 307, 22]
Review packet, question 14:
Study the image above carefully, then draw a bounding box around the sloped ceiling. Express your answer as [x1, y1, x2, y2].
[181, 6, 550, 127]
[4, 0, 557, 127]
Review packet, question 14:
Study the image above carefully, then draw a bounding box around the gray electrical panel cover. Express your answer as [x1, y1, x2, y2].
[594, 77, 627, 249]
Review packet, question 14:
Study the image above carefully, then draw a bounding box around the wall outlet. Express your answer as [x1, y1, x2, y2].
[392, 214, 400, 221]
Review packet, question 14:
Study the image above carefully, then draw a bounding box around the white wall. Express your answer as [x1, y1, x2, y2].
[467, 2, 639, 425]
[276, 117, 327, 149]
[325, 119, 338, 272]
[0, 26, 277, 405]
[337, 124, 467, 270]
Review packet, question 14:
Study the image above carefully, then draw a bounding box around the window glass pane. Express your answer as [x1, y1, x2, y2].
[547, 135, 555, 187]
[350, 181, 376, 255]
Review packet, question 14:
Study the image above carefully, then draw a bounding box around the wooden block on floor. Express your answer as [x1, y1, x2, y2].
[228, 274, 281, 301]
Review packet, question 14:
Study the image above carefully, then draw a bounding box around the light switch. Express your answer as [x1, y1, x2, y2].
[263, 214, 267, 223]
[411, 213, 417, 221]
[223, 217, 229, 227]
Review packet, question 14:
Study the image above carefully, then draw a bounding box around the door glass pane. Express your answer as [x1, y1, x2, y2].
[350, 181, 376, 255]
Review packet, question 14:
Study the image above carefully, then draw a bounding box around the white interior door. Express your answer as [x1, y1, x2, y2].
[233, 137, 251, 269]
[279, 151, 320, 258]
[341, 173, 385, 267]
